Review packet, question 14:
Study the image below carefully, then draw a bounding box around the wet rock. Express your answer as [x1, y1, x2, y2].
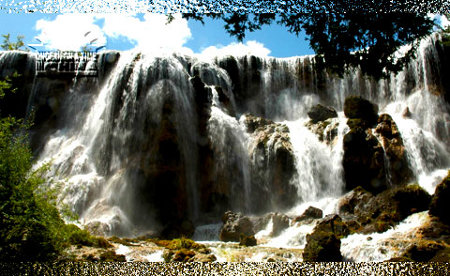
[271, 213, 291, 237]
[192, 253, 217, 262]
[246, 114, 298, 213]
[191, 75, 212, 137]
[99, 250, 126, 262]
[338, 186, 373, 215]
[397, 241, 447, 262]
[307, 104, 338, 123]
[315, 214, 351, 238]
[417, 216, 450, 244]
[341, 184, 431, 234]
[402, 107, 412, 118]
[303, 214, 349, 261]
[375, 114, 413, 186]
[303, 230, 342, 262]
[243, 113, 275, 133]
[305, 118, 340, 145]
[215, 86, 235, 116]
[219, 211, 255, 242]
[343, 127, 387, 194]
[293, 206, 323, 224]
[85, 221, 111, 237]
[239, 234, 257, 246]
[343, 96, 379, 128]
[429, 171, 450, 224]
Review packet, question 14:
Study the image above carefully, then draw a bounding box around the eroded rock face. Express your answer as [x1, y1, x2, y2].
[375, 114, 413, 186]
[429, 171, 450, 224]
[219, 211, 255, 242]
[245, 114, 298, 213]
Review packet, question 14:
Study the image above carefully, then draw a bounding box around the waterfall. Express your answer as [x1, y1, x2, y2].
[0, 33, 449, 238]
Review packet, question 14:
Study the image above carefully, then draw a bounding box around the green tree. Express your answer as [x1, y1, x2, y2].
[1, 33, 26, 51]
[182, 1, 438, 79]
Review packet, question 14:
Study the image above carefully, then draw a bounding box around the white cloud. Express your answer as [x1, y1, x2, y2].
[100, 13, 192, 53]
[35, 13, 192, 53]
[36, 14, 107, 51]
[34, 13, 271, 57]
[200, 41, 271, 58]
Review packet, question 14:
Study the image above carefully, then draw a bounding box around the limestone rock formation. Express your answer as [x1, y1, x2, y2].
[375, 114, 413, 186]
[429, 171, 450, 224]
[245, 114, 298, 212]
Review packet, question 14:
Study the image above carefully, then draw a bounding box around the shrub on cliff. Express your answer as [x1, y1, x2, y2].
[0, 116, 67, 261]
[0, 76, 106, 261]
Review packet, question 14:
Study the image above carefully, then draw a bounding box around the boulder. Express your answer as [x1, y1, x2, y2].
[302, 214, 351, 261]
[343, 96, 379, 127]
[239, 234, 257, 246]
[307, 104, 338, 123]
[343, 128, 387, 194]
[341, 184, 431, 234]
[293, 206, 323, 224]
[303, 230, 342, 262]
[375, 114, 413, 186]
[219, 211, 255, 242]
[314, 214, 351, 238]
[429, 171, 450, 224]
[270, 213, 291, 237]
[338, 186, 373, 215]
[395, 241, 447, 262]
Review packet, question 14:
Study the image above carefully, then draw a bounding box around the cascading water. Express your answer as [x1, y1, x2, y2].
[0, 33, 449, 261]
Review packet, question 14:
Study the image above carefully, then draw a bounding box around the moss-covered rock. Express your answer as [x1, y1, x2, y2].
[339, 184, 431, 234]
[343, 96, 379, 127]
[429, 171, 450, 224]
[395, 241, 448, 262]
[303, 230, 342, 262]
[99, 250, 126, 262]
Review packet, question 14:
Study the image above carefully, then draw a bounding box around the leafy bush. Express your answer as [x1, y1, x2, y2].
[0, 116, 68, 261]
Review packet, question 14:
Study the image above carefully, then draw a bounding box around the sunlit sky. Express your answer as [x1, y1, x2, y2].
[0, 13, 315, 57]
[0, 13, 448, 58]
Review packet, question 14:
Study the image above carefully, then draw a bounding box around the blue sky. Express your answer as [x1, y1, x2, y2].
[0, 13, 314, 57]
